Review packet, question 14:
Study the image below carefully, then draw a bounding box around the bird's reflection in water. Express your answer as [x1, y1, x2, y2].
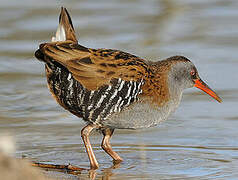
[88, 162, 121, 180]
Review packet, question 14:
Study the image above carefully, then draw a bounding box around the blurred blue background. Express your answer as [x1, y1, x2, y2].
[0, 0, 237, 179]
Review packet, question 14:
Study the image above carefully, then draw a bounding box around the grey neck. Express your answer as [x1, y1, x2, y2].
[167, 61, 195, 106]
[167, 67, 186, 112]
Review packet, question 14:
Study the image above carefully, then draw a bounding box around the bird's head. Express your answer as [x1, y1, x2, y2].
[167, 56, 222, 103]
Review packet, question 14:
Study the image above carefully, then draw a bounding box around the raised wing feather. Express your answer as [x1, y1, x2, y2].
[39, 41, 149, 90]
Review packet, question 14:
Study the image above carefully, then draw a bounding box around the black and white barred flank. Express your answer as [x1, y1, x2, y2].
[46, 62, 144, 125]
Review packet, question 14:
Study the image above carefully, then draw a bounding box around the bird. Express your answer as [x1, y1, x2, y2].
[35, 7, 222, 170]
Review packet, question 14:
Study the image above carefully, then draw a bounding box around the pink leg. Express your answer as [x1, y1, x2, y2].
[81, 124, 99, 169]
[101, 128, 123, 163]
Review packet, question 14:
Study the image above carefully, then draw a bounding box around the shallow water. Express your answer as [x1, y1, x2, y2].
[0, 0, 238, 179]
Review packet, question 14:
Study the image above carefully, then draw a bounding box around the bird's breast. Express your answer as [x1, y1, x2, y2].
[100, 96, 180, 129]
[45, 62, 181, 129]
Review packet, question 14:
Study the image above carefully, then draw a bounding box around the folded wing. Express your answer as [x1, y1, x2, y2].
[39, 42, 148, 90]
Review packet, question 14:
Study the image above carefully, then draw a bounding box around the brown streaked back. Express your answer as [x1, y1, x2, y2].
[38, 41, 149, 90]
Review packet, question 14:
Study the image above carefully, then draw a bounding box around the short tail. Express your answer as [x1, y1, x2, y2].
[52, 7, 78, 43]
[35, 7, 78, 62]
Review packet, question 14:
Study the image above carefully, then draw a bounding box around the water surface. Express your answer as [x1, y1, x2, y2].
[0, 0, 237, 179]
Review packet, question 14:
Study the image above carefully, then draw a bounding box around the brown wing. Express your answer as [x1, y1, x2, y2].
[39, 41, 149, 90]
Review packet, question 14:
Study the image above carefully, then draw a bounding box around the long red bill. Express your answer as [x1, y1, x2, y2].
[194, 79, 222, 103]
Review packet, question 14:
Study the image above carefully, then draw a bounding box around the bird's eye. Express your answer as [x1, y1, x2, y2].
[190, 69, 196, 76]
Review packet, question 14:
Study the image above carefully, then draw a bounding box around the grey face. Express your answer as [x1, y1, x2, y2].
[169, 61, 199, 90]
